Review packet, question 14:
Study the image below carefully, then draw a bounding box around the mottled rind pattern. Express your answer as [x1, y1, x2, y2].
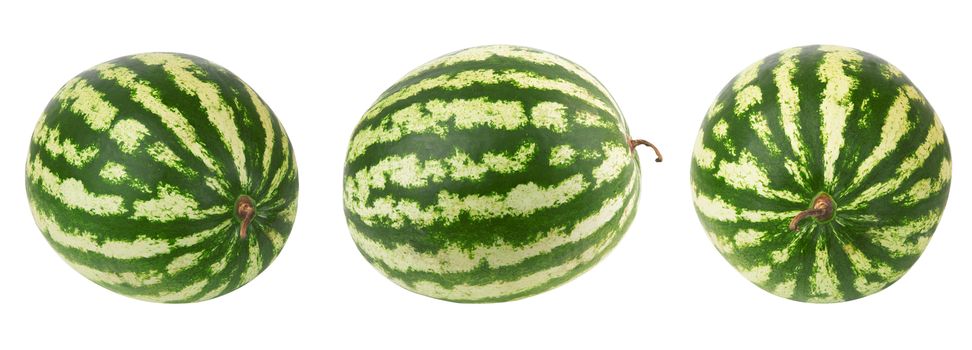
[27, 53, 299, 303]
[691, 45, 950, 302]
[345, 45, 642, 302]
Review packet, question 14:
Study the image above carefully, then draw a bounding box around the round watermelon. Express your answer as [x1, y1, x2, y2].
[691, 45, 950, 302]
[344, 45, 659, 302]
[26, 53, 298, 303]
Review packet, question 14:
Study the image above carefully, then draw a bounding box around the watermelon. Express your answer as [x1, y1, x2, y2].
[344, 45, 660, 302]
[26, 53, 298, 303]
[691, 45, 950, 302]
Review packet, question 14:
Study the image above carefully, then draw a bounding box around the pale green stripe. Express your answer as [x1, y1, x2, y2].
[196, 280, 232, 302]
[709, 229, 773, 256]
[591, 143, 630, 187]
[31, 113, 49, 145]
[264, 227, 286, 255]
[841, 243, 903, 295]
[278, 199, 298, 224]
[64, 257, 163, 288]
[772, 279, 798, 298]
[549, 144, 577, 167]
[738, 209, 794, 222]
[349, 173, 589, 229]
[99, 162, 127, 183]
[109, 118, 150, 154]
[705, 101, 723, 120]
[33, 123, 99, 167]
[808, 237, 843, 302]
[135, 53, 249, 188]
[205, 177, 231, 199]
[56, 77, 118, 131]
[713, 117, 730, 140]
[360, 69, 614, 125]
[239, 235, 264, 286]
[734, 229, 767, 248]
[530, 101, 568, 133]
[132, 183, 229, 223]
[692, 186, 797, 223]
[749, 112, 780, 155]
[384, 208, 624, 302]
[817, 46, 863, 187]
[770, 240, 798, 265]
[348, 141, 536, 198]
[96, 64, 223, 178]
[393, 171, 635, 303]
[618, 171, 639, 226]
[99, 162, 151, 193]
[739, 264, 773, 284]
[350, 96, 616, 164]
[714, 151, 802, 203]
[846, 88, 915, 194]
[693, 129, 716, 170]
[263, 128, 293, 199]
[32, 204, 167, 259]
[783, 159, 812, 192]
[773, 47, 811, 189]
[867, 209, 940, 257]
[734, 85, 762, 115]
[166, 251, 203, 275]
[243, 83, 276, 189]
[33, 196, 231, 260]
[711, 118, 728, 138]
[574, 110, 611, 128]
[27, 155, 126, 216]
[693, 189, 736, 221]
[207, 233, 237, 275]
[349, 98, 526, 162]
[882, 63, 904, 78]
[732, 59, 763, 92]
[352, 173, 635, 274]
[894, 158, 951, 205]
[134, 278, 208, 303]
[174, 220, 233, 247]
[402, 45, 615, 104]
[146, 141, 199, 178]
[847, 116, 946, 209]
[707, 231, 734, 255]
[437, 97, 527, 130]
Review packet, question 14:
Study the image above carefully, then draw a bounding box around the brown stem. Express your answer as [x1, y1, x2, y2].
[236, 195, 255, 239]
[628, 139, 663, 162]
[788, 193, 835, 231]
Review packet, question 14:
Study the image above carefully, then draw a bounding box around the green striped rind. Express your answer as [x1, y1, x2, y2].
[26, 53, 299, 303]
[691, 45, 950, 302]
[344, 45, 641, 302]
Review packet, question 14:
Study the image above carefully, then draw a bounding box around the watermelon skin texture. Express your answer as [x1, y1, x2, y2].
[691, 45, 950, 302]
[26, 53, 298, 303]
[344, 45, 643, 303]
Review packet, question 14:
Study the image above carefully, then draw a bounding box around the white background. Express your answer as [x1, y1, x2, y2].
[1, 1, 968, 348]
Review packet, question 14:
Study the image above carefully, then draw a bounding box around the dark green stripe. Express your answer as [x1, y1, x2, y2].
[27, 52, 298, 303]
[364, 184, 637, 302]
[692, 45, 949, 302]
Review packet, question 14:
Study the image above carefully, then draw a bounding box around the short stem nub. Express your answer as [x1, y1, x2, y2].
[788, 193, 835, 231]
[629, 139, 663, 162]
[236, 195, 255, 239]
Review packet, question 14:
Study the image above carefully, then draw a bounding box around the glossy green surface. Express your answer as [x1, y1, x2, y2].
[691, 45, 950, 302]
[27, 53, 298, 302]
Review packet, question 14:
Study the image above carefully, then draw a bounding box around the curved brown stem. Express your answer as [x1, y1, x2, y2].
[629, 139, 663, 162]
[236, 196, 256, 239]
[788, 193, 835, 231]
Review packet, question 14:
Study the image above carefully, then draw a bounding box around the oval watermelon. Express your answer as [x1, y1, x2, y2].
[344, 45, 659, 302]
[691, 45, 950, 302]
[26, 53, 298, 303]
